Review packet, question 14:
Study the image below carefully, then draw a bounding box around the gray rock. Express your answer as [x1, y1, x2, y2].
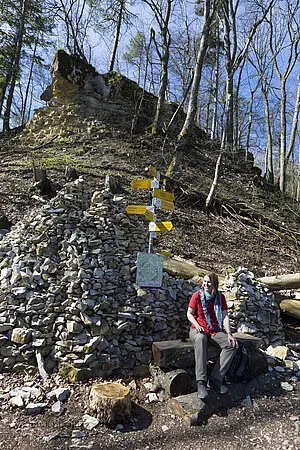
[26, 402, 47, 414]
[51, 400, 64, 414]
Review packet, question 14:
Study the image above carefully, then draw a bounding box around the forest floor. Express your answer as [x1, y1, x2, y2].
[0, 122, 300, 449]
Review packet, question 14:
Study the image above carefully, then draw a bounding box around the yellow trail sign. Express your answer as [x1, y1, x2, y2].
[126, 205, 147, 214]
[144, 209, 154, 221]
[153, 188, 174, 202]
[154, 221, 173, 232]
[131, 179, 152, 189]
[160, 199, 175, 211]
[148, 165, 158, 178]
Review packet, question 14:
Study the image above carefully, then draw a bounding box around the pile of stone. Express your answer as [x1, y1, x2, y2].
[221, 268, 285, 347]
[0, 178, 196, 378]
[0, 178, 288, 380]
[263, 345, 300, 383]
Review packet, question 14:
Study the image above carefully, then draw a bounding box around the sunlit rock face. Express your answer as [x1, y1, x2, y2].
[17, 49, 186, 147]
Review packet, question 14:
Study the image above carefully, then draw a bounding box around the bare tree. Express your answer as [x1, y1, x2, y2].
[142, 0, 174, 134]
[267, 0, 300, 192]
[178, 0, 217, 139]
[220, 0, 275, 153]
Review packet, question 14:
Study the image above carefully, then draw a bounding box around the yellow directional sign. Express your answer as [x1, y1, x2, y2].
[154, 221, 173, 232]
[153, 188, 174, 202]
[126, 205, 147, 214]
[131, 179, 152, 189]
[160, 199, 175, 211]
[144, 209, 154, 221]
[148, 165, 158, 179]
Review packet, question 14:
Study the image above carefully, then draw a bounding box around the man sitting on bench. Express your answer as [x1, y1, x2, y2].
[187, 272, 238, 399]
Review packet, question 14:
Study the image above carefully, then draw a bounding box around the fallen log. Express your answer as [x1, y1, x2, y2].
[258, 273, 300, 291]
[162, 257, 208, 280]
[149, 365, 191, 397]
[89, 382, 132, 425]
[279, 299, 300, 320]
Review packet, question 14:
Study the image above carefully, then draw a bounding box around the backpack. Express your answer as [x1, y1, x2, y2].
[225, 343, 252, 383]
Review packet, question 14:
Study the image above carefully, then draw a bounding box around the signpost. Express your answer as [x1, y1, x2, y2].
[127, 165, 175, 287]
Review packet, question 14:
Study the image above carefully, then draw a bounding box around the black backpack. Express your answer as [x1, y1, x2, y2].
[225, 343, 252, 383]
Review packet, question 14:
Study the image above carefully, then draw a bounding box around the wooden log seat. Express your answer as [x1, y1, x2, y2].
[152, 333, 262, 370]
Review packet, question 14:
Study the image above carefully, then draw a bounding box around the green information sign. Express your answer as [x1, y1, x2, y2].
[136, 252, 163, 287]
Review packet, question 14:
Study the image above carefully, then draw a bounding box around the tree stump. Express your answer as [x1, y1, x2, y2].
[32, 167, 54, 195]
[89, 382, 132, 425]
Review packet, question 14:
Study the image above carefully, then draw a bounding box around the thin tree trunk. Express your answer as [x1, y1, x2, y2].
[211, 28, 220, 140]
[151, 0, 172, 134]
[262, 87, 274, 184]
[21, 37, 38, 125]
[206, 151, 223, 210]
[109, 0, 124, 72]
[279, 79, 287, 192]
[3, 0, 27, 131]
[286, 74, 300, 160]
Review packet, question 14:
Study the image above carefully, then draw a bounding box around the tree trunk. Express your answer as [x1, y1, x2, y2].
[109, 0, 124, 72]
[262, 87, 274, 184]
[205, 152, 223, 210]
[286, 74, 300, 160]
[279, 300, 300, 320]
[211, 32, 220, 140]
[3, 0, 27, 131]
[279, 79, 287, 192]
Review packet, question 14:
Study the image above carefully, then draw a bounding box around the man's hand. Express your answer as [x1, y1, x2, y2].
[227, 333, 239, 347]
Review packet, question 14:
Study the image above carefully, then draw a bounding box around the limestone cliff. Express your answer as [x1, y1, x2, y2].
[18, 50, 186, 147]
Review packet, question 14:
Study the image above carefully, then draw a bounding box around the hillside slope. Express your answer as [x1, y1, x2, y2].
[1, 121, 300, 278]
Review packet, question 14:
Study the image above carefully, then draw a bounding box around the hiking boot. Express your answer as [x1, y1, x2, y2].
[210, 378, 229, 395]
[197, 381, 208, 399]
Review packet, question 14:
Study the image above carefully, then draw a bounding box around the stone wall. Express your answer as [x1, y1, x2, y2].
[0, 179, 284, 379]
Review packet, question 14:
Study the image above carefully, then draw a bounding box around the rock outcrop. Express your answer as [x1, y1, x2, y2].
[17, 50, 186, 147]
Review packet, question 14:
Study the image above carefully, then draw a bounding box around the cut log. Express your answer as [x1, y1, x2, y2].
[258, 273, 300, 291]
[279, 299, 300, 320]
[89, 382, 132, 425]
[149, 365, 191, 397]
